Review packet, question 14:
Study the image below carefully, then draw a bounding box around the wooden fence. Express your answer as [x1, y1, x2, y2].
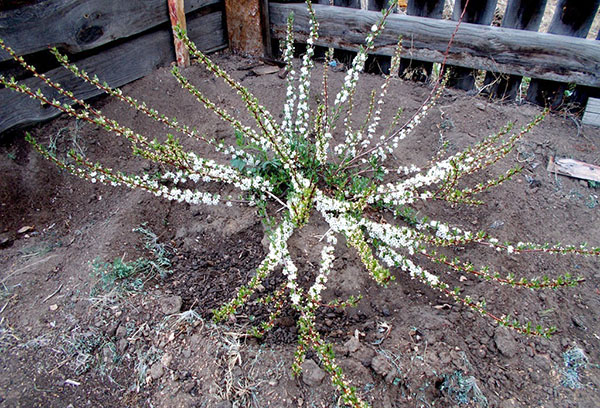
[1, 0, 599, 134]
[0, 0, 227, 134]
[268, 0, 600, 109]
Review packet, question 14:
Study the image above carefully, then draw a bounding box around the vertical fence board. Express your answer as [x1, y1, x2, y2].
[571, 30, 600, 112]
[399, 0, 445, 81]
[483, 0, 547, 100]
[367, 0, 386, 10]
[448, 0, 497, 90]
[526, 0, 600, 108]
[316, 0, 360, 7]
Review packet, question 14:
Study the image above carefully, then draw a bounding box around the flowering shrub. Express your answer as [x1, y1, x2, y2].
[1, 1, 599, 406]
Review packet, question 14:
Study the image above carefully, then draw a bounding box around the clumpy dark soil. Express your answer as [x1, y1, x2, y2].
[1, 50, 599, 407]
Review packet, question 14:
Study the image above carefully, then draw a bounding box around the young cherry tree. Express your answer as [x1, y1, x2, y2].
[1, 1, 598, 406]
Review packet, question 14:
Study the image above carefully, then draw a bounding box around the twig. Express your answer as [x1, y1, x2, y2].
[42, 283, 63, 303]
[1, 254, 59, 283]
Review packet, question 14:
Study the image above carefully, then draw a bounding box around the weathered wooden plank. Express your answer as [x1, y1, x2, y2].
[0, 0, 221, 62]
[448, 0, 497, 90]
[547, 157, 600, 182]
[269, 3, 600, 87]
[526, 0, 600, 107]
[483, 0, 548, 100]
[582, 97, 600, 126]
[0, 11, 226, 134]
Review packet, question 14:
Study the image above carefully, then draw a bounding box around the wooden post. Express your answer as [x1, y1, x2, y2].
[526, 0, 600, 108]
[399, 0, 445, 81]
[448, 0, 497, 91]
[225, 0, 267, 56]
[570, 30, 600, 111]
[483, 0, 547, 100]
[168, 0, 190, 67]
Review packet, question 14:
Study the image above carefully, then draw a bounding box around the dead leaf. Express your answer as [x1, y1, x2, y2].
[17, 225, 34, 234]
[252, 65, 280, 76]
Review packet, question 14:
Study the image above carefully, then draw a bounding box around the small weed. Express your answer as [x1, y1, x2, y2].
[91, 257, 149, 294]
[162, 309, 203, 331]
[91, 224, 172, 295]
[48, 119, 85, 158]
[133, 223, 173, 278]
[133, 345, 162, 391]
[561, 347, 588, 389]
[440, 371, 487, 407]
[19, 237, 61, 258]
[0, 317, 19, 351]
[230, 130, 292, 198]
[585, 194, 598, 209]
[63, 329, 108, 375]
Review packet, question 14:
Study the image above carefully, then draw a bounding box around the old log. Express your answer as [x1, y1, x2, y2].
[269, 3, 600, 88]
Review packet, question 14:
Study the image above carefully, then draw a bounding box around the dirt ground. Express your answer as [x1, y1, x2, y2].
[1, 50, 599, 408]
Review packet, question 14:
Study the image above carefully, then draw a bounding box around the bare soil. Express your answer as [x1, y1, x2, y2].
[1, 51, 599, 407]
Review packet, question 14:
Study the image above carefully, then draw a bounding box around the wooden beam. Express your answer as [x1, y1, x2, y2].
[269, 3, 600, 88]
[0, 11, 226, 134]
[0, 0, 220, 62]
[224, 0, 265, 56]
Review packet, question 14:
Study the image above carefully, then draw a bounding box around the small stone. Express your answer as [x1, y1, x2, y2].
[115, 324, 127, 339]
[160, 295, 182, 315]
[49, 304, 58, 311]
[572, 315, 587, 329]
[475, 102, 486, 111]
[182, 380, 195, 393]
[301, 359, 326, 386]
[175, 227, 188, 240]
[0, 233, 14, 248]
[344, 336, 361, 354]
[371, 355, 392, 377]
[161, 353, 173, 368]
[117, 338, 128, 353]
[499, 398, 518, 408]
[149, 362, 164, 380]
[494, 327, 518, 358]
